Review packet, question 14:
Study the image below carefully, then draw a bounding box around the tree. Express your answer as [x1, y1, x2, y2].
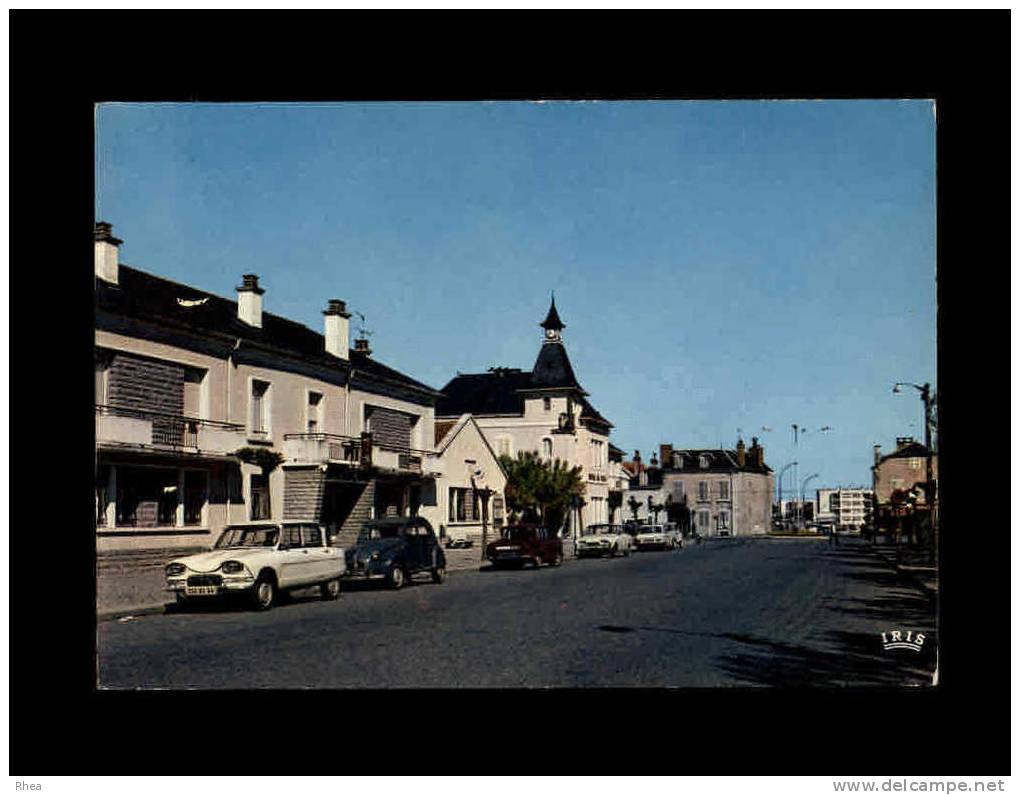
[627, 495, 641, 521]
[648, 498, 665, 524]
[608, 490, 623, 523]
[498, 451, 585, 534]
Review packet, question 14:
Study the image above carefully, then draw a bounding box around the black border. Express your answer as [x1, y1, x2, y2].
[10, 10, 1008, 776]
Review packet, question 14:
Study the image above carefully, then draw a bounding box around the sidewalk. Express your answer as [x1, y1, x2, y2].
[97, 540, 568, 622]
[865, 543, 938, 598]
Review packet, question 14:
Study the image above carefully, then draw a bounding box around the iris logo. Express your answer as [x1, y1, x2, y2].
[881, 630, 926, 652]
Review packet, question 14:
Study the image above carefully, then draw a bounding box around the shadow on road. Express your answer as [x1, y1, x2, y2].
[713, 629, 936, 687]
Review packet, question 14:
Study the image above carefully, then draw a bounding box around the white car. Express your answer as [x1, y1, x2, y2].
[576, 524, 635, 558]
[165, 521, 346, 611]
[635, 523, 683, 551]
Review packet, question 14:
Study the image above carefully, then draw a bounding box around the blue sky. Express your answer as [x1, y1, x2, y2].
[95, 100, 936, 492]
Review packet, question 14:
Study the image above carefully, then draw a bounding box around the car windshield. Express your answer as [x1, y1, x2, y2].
[644, 526, 663, 533]
[215, 527, 279, 548]
[359, 523, 403, 541]
[504, 527, 537, 541]
[590, 525, 614, 535]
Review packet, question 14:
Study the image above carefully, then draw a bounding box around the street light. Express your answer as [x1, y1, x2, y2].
[801, 473, 820, 529]
[776, 461, 797, 527]
[893, 382, 938, 563]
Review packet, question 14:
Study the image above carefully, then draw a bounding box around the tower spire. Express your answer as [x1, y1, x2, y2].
[540, 294, 565, 333]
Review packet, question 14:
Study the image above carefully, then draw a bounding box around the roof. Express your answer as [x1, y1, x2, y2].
[655, 448, 773, 476]
[97, 265, 439, 399]
[540, 296, 565, 331]
[875, 442, 932, 466]
[527, 341, 586, 392]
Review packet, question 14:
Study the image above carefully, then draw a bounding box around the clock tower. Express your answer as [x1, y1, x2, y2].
[540, 295, 565, 344]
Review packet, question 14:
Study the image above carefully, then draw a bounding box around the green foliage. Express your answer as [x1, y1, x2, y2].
[627, 495, 641, 520]
[232, 447, 286, 474]
[498, 451, 585, 533]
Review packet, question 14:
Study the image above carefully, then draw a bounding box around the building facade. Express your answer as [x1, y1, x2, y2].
[872, 437, 938, 507]
[435, 299, 614, 537]
[622, 439, 774, 537]
[815, 487, 875, 531]
[94, 222, 498, 554]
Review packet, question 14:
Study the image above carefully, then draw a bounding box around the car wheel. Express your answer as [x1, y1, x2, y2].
[431, 564, 446, 584]
[252, 574, 275, 611]
[552, 549, 564, 567]
[612, 544, 619, 557]
[533, 555, 543, 569]
[388, 564, 407, 590]
[320, 578, 341, 601]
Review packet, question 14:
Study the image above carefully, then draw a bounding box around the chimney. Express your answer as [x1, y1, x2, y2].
[650, 453, 659, 468]
[633, 450, 642, 468]
[896, 436, 914, 451]
[750, 436, 764, 468]
[323, 299, 351, 360]
[236, 274, 264, 328]
[736, 438, 746, 468]
[874, 444, 882, 465]
[94, 221, 122, 284]
[660, 444, 673, 470]
[354, 337, 372, 356]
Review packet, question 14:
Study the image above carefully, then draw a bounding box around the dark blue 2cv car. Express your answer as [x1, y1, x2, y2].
[343, 516, 447, 589]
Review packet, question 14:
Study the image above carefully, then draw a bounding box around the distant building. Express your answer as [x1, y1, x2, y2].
[815, 487, 874, 531]
[622, 438, 774, 536]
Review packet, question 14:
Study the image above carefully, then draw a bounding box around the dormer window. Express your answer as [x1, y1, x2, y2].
[673, 453, 683, 469]
[543, 397, 551, 411]
[699, 455, 709, 469]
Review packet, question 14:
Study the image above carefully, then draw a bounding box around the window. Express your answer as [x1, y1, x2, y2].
[449, 487, 479, 522]
[183, 367, 205, 418]
[116, 468, 178, 528]
[251, 380, 270, 434]
[698, 481, 709, 501]
[95, 360, 107, 406]
[301, 525, 323, 548]
[183, 470, 207, 526]
[250, 473, 270, 520]
[282, 525, 302, 548]
[96, 465, 110, 527]
[496, 436, 512, 457]
[307, 391, 323, 433]
[718, 481, 730, 500]
[698, 511, 710, 530]
[543, 397, 551, 411]
[699, 456, 709, 469]
[542, 438, 553, 459]
[908, 457, 922, 470]
[718, 511, 730, 530]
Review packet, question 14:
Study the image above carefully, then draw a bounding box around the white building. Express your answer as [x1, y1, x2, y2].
[436, 299, 613, 537]
[816, 487, 874, 531]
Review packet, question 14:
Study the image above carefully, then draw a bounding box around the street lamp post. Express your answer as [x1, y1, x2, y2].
[893, 382, 937, 564]
[776, 461, 797, 529]
[800, 473, 820, 530]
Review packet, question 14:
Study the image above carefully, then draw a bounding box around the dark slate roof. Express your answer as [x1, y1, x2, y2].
[436, 369, 532, 416]
[577, 395, 612, 429]
[876, 442, 932, 465]
[540, 297, 565, 331]
[608, 442, 626, 460]
[660, 448, 773, 475]
[527, 342, 585, 392]
[96, 264, 440, 398]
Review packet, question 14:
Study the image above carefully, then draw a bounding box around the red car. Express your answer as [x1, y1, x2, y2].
[485, 525, 564, 569]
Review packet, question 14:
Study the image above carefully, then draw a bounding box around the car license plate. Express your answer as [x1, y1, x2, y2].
[186, 586, 218, 596]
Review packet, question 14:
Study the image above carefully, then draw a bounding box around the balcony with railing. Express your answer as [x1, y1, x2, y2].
[95, 405, 245, 456]
[282, 433, 364, 466]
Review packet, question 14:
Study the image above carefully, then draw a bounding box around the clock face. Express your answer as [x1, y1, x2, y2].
[545, 329, 558, 340]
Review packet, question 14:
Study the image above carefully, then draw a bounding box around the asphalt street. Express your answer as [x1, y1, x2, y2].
[97, 537, 937, 689]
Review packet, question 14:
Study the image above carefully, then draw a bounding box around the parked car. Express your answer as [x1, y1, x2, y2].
[635, 523, 683, 551]
[485, 525, 563, 568]
[343, 516, 446, 589]
[165, 521, 346, 611]
[576, 524, 635, 558]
